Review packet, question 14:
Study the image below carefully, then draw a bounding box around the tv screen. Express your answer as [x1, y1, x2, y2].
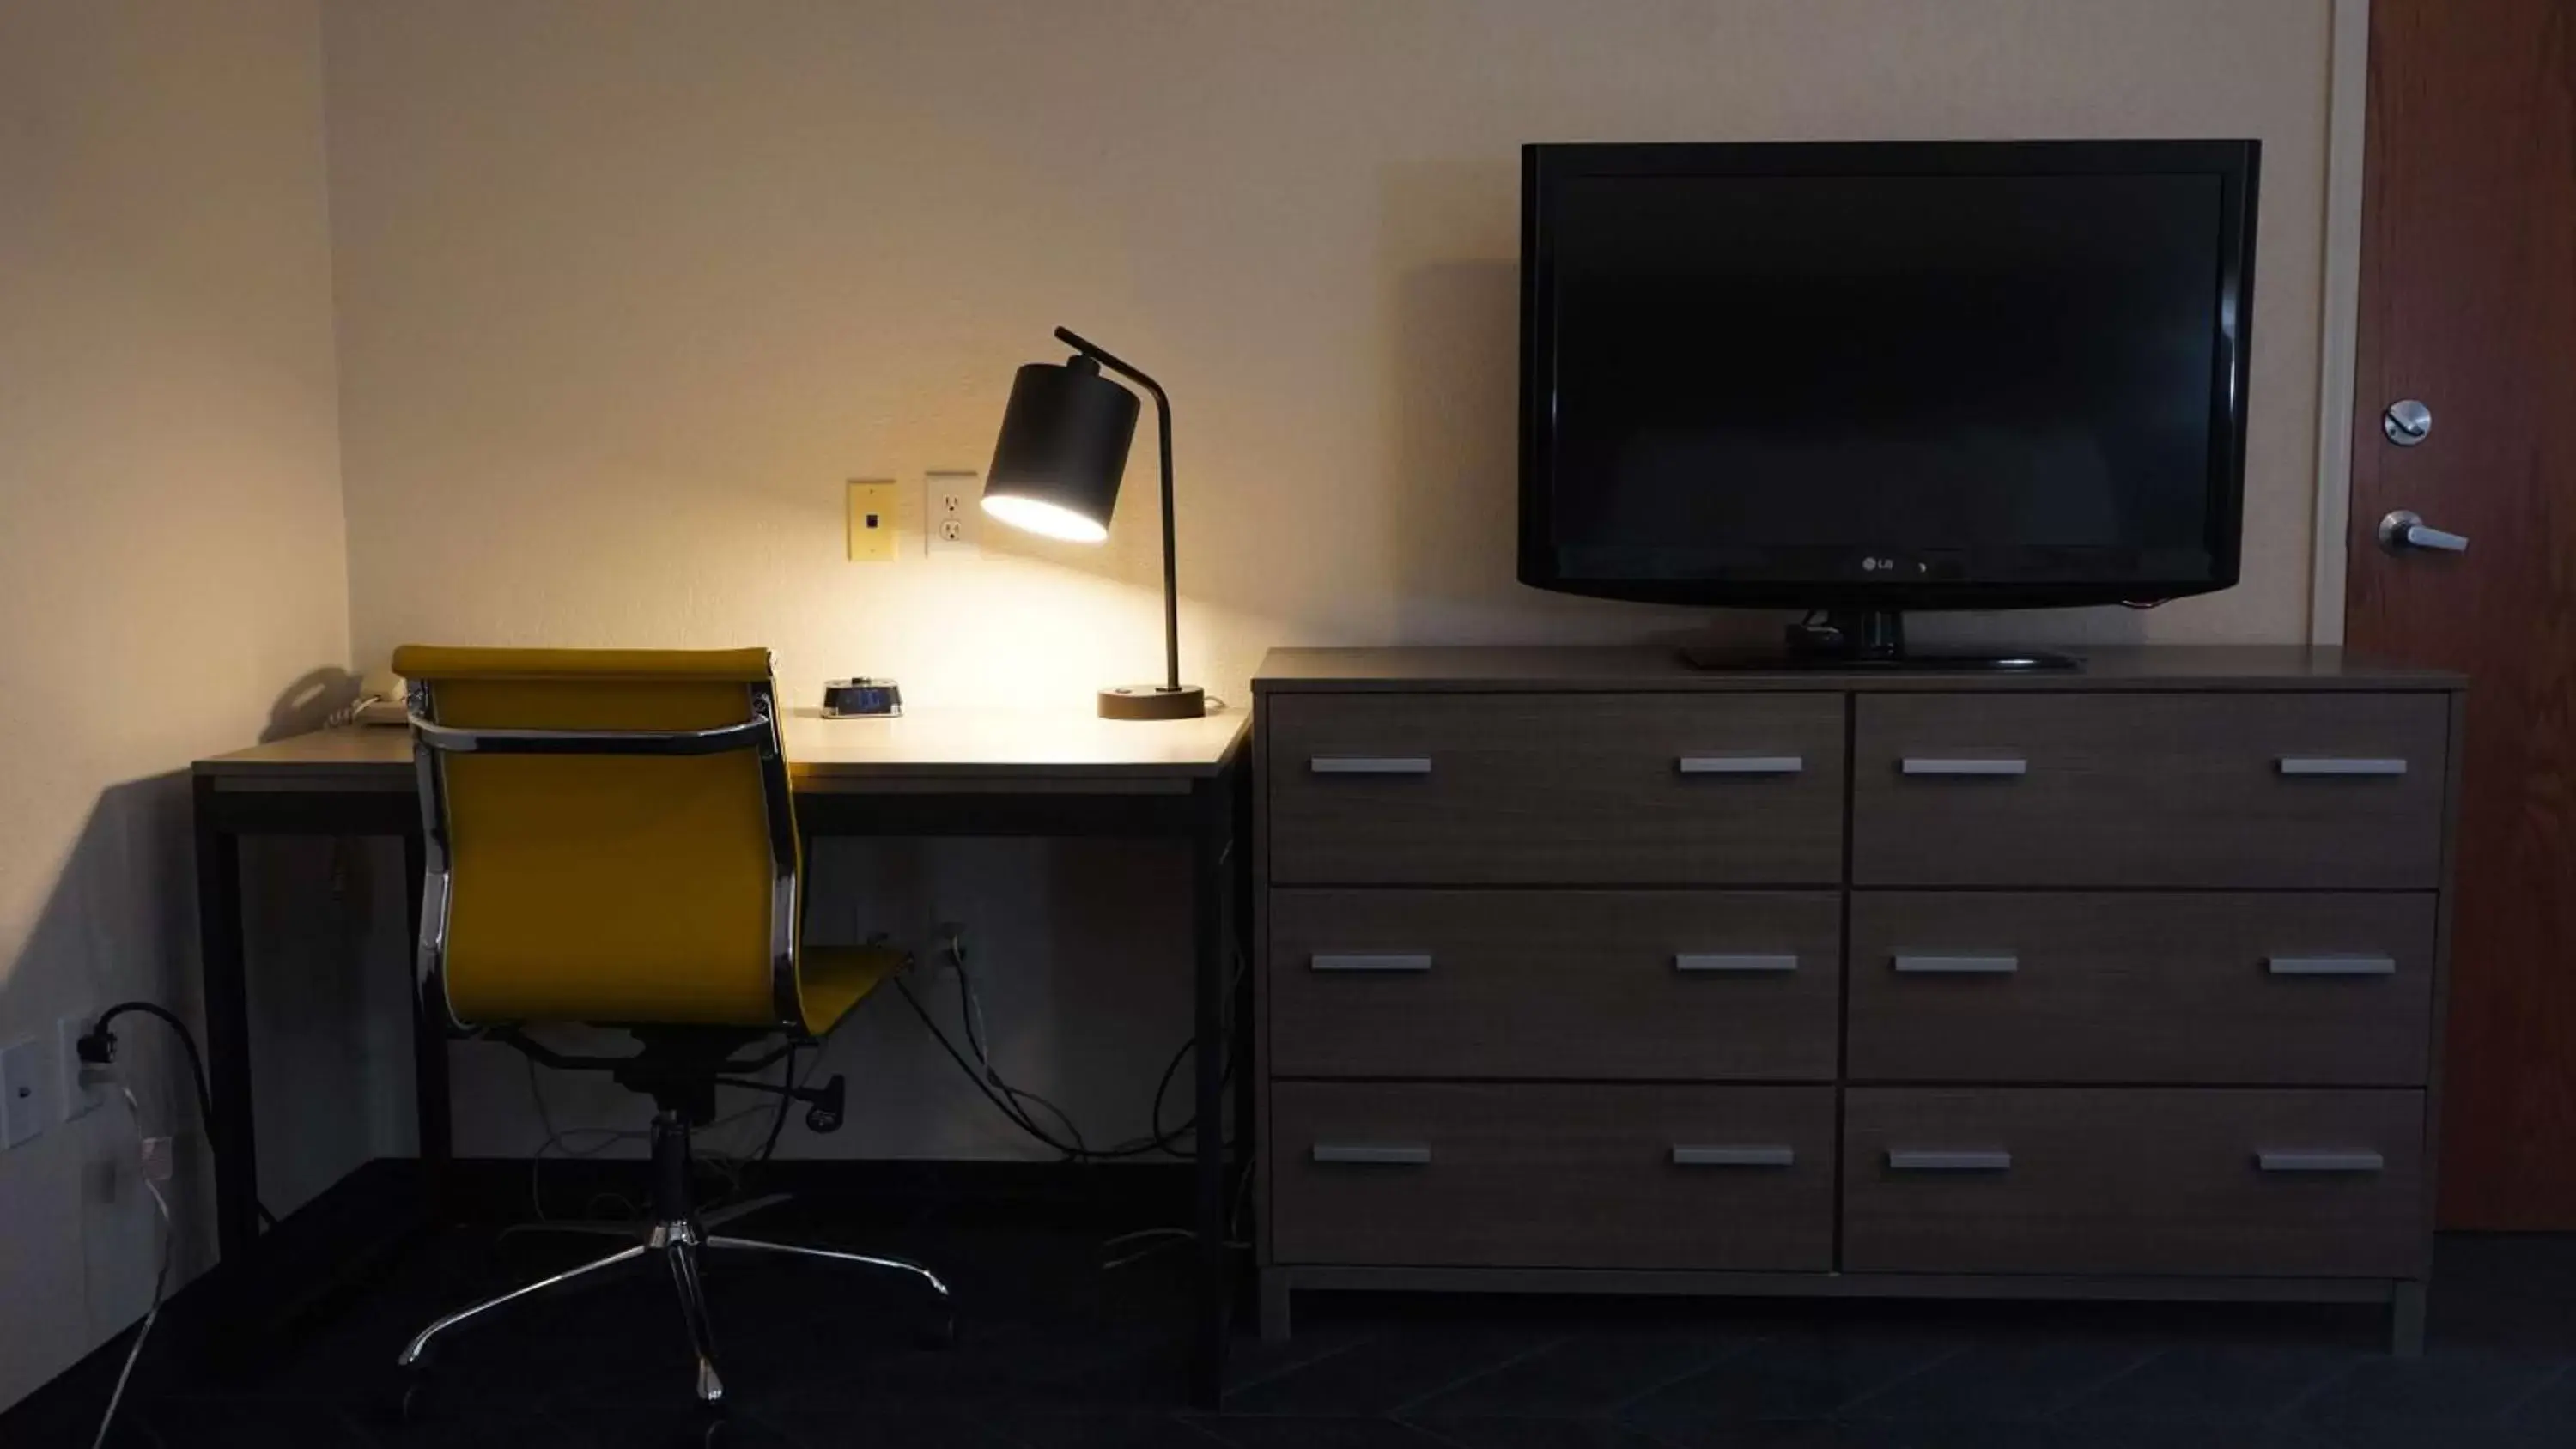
[1520, 141, 2258, 610]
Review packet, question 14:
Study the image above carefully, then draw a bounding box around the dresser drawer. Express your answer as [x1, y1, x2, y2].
[1849, 893, 2438, 1085]
[1272, 1082, 1835, 1269]
[1270, 890, 1839, 1081]
[1844, 1088, 2427, 1276]
[1266, 693, 1844, 885]
[1852, 693, 2450, 888]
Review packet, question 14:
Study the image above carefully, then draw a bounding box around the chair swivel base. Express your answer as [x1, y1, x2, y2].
[396, 1112, 950, 1407]
[397, 1217, 951, 1405]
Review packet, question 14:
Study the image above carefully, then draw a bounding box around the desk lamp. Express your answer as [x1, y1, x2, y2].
[982, 327, 1206, 721]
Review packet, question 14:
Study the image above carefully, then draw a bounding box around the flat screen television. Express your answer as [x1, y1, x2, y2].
[1518, 140, 2259, 666]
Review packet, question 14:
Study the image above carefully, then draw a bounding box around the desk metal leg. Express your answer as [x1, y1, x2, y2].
[404, 828, 453, 1207]
[194, 778, 262, 1261]
[1188, 773, 1236, 1407]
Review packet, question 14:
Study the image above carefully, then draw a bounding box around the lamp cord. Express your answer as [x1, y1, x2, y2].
[892, 970, 1225, 1162]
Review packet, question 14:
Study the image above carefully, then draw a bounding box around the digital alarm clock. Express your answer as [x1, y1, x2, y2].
[820, 678, 902, 718]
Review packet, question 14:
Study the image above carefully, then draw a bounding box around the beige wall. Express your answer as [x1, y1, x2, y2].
[319, 0, 2342, 1165]
[325, 0, 2334, 701]
[0, 0, 354, 1409]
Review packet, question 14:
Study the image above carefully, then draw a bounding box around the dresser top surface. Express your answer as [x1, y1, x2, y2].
[1254, 645, 2464, 694]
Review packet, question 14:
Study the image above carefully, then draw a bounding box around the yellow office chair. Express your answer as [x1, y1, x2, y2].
[388, 646, 949, 1407]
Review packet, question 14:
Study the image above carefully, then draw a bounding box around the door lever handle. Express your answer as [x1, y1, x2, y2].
[2379, 510, 2468, 554]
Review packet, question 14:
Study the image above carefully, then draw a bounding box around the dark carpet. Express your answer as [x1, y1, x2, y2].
[6, 1209, 2572, 1449]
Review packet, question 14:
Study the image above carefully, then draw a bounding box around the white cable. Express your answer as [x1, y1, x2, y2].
[93, 1086, 173, 1449]
[322, 693, 385, 729]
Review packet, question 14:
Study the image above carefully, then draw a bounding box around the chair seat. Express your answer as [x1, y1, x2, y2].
[798, 943, 907, 1035]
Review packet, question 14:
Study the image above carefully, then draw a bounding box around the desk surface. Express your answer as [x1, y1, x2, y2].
[196, 706, 1250, 785]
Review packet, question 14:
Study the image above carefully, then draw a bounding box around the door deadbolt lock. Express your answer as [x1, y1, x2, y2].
[2383, 399, 2433, 447]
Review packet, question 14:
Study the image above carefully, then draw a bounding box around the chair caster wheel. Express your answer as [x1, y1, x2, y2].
[918, 1313, 958, 1351]
[690, 1395, 733, 1445]
[388, 1363, 434, 1423]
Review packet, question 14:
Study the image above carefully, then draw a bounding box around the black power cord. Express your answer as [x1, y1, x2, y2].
[750, 1043, 802, 1170]
[951, 952, 1091, 1155]
[892, 976, 1214, 1161]
[77, 1002, 278, 1229]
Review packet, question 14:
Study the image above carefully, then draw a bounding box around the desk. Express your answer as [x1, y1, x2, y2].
[191, 706, 1251, 1402]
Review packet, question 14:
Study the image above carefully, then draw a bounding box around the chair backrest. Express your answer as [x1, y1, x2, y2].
[392, 646, 800, 1031]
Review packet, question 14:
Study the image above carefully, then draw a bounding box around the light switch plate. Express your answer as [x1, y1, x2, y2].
[925, 470, 979, 558]
[58, 1016, 103, 1122]
[0, 1036, 45, 1149]
[846, 479, 900, 562]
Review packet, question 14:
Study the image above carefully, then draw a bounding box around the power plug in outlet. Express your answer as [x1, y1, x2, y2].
[58, 1015, 105, 1122]
[925, 470, 980, 558]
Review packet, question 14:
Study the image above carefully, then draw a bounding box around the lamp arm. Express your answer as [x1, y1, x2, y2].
[1055, 327, 1181, 694]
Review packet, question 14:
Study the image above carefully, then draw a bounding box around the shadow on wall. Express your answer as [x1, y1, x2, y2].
[263, 667, 359, 743]
[0, 768, 413, 1388]
[0, 773, 220, 1360]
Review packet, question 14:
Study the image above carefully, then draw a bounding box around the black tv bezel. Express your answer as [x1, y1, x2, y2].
[1517, 139, 2260, 611]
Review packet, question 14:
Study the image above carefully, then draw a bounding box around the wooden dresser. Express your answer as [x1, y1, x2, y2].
[1249, 646, 2464, 1352]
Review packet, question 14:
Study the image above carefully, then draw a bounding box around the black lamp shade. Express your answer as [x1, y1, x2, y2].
[981, 356, 1139, 543]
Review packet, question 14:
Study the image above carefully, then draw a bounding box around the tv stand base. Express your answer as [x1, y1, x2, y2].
[1680, 609, 2081, 672]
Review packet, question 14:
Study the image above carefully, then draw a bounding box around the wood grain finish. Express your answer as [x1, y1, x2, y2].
[1251, 649, 2460, 1329]
[1266, 693, 1844, 885]
[1272, 1082, 1834, 1270]
[1269, 890, 1840, 1081]
[2347, 0, 2576, 1228]
[197, 707, 1250, 784]
[1255, 646, 2463, 694]
[1852, 693, 2451, 888]
[1849, 893, 2439, 1085]
[1844, 1088, 2428, 1276]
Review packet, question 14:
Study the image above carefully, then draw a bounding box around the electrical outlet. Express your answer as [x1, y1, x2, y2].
[0, 1036, 46, 1149]
[846, 479, 900, 562]
[925, 470, 979, 558]
[58, 1016, 104, 1122]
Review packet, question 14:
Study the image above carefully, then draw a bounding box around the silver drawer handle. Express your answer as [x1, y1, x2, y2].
[2257, 1150, 2385, 1173]
[1310, 953, 1432, 973]
[1677, 755, 1805, 775]
[1893, 954, 2019, 975]
[1675, 953, 1799, 974]
[2277, 756, 2408, 777]
[2267, 955, 2397, 977]
[1889, 1149, 2013, 1172]
[1902, 757, 2028, 777]
[1311, 1143, 1431, 1167]
[1673, 1144, 1796, 1168]
[1310, 755, 1431, 775]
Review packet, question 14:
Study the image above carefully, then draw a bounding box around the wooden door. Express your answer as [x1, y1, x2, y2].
[2347, 0, 2576, 1228]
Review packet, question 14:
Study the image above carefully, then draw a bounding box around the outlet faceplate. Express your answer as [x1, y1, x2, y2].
[925, 470, 980, 558]
[847, 479, 900, 562]
[0, 1036, 45, 1149]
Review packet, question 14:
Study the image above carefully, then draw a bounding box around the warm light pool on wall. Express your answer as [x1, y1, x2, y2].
[981, 327, 1206, 720]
